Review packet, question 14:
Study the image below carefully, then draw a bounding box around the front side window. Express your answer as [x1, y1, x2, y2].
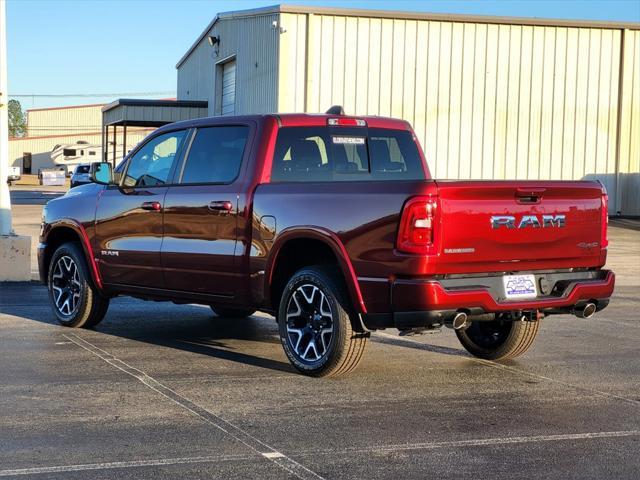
[123, 130, 187, 187]
[180, 126, 249, 184]
[271, 127, 425, 182]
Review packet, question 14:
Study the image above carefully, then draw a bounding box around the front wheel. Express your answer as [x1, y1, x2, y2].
[456, 318, 540, 360]
[278, 266, 368, 377]
[48, 242, 109, 328]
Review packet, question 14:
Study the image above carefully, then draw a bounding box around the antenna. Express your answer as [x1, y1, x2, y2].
[325, 105, 345, 115]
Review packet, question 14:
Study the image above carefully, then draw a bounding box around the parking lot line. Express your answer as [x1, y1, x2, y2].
[293, 430, 640, 457]
[0, 454, 255, 477]
[63, 333, 326, 480]
[376, 332, 640, 407]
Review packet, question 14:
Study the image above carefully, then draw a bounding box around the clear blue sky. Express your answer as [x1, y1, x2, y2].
[7, 0, 640, 110]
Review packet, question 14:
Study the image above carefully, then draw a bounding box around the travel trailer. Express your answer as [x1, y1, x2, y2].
[50, 141, 102, 175]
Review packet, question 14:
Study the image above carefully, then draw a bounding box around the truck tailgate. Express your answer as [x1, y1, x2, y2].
[433, 180, 606, 274]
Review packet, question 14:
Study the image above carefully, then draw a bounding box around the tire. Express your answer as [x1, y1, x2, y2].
[456, 318, 540, 360]
[278, 266, 368, 377]
[47, 242, 109, 328]
[210, 306, 256, 318]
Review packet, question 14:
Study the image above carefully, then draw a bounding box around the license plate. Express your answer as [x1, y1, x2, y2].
[503, 274, 537, 300]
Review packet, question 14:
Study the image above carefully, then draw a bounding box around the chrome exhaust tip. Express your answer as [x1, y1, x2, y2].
[575, 302, 597, 319]
[452, 312, 469, 330]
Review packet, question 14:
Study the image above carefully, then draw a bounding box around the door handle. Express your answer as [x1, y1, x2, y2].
[141, 201, 161, 211]
[208, 201, 233, 212]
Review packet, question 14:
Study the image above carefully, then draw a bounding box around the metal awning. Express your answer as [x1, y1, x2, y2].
[101, 98, 208, 164]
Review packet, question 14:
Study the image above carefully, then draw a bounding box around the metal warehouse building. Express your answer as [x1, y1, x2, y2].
[126, 5, 640, 215]
[10, 103, 152, 173]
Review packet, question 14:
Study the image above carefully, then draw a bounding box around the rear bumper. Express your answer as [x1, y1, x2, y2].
[394, 270, 614, 312]
[362, 269, 614, 330]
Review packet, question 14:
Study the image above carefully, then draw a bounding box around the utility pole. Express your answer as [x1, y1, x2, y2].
[0, 0, 12, 235]
[0, 0, 30, 281]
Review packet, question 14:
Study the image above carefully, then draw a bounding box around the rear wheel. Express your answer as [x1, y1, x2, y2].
[278, 266, 368, 377]
[210, 306, 256, 318]
[456, 318, 539, 360]
[48, 242, 109, 328]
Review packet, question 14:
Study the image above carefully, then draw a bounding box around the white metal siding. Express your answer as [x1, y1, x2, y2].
[221, 60, 236, 115]
[27, 105, 104, 137]
[177, 14, 279, 116]
[617, 29, 640, 216]
[278, 13, 640, 215]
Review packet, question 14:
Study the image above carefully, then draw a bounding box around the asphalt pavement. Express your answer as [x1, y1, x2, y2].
[1, 202, 639, 479]
[9, 186, 66, 206]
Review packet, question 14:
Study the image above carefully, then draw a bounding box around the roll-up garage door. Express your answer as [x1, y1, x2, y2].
[221, 60, 236, 116]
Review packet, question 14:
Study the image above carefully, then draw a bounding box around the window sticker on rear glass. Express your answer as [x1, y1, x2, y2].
[332, 136, 365, 145]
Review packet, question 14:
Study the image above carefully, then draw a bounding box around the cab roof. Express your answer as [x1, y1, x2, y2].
[155, 113, 412, 133]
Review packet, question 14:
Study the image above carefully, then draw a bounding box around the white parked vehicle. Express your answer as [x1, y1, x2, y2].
[7, 166, 21, 185]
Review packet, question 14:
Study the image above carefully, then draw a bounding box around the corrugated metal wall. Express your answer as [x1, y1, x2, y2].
[102, 105, 208, 126]
[278, 13, 640, 215]
[27, 105, 104, 137]
[177, 13, 280, 116]
[617, 30, 640, 216]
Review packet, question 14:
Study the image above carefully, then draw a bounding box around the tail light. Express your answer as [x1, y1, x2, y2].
[397, 196, 438, 255]
[600, 186, 609, 250]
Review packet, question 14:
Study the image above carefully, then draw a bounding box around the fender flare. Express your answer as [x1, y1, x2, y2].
[265, 226, 367, 314]
[44, 219, 103, 291]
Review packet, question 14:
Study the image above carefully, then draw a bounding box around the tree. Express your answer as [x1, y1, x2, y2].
[8, 99, 26, 137]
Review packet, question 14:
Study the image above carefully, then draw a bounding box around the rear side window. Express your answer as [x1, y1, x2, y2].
[180, 126, 248, 184]
[271, 127, 424, 182]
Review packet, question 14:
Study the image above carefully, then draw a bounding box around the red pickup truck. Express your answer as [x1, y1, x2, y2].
[39, 110, 615, 376]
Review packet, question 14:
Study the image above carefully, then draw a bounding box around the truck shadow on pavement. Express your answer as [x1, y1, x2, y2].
[109, 307, 295, 373]
[0, 285, 296, 374]
[96, 307, 298, 374]
[1, 283, 472, 375]
[373, 334, 470, 357]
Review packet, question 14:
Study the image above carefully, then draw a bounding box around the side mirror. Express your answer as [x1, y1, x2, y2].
[90, 162, 114, 185]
